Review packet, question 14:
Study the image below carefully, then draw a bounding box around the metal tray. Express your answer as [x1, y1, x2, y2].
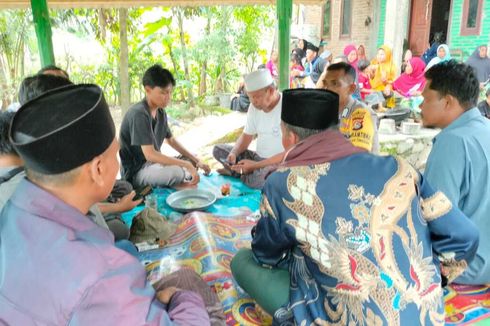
[378, 107, 411, 125]
[166, 189, 216, 213]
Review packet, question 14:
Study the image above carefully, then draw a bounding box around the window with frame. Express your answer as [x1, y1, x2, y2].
[461, 0, 483, 36]
[323, 0, 332, 38]
[341, 0, 352, 37]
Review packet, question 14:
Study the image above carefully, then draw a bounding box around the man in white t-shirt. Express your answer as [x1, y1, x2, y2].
[213, 69, 284, 189]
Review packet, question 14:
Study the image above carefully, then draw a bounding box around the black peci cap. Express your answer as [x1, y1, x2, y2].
[281, 88, 339, 130]
[10, 84, 115, 174]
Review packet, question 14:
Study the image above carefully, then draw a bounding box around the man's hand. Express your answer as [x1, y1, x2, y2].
[196, 160, 211, 176]
[184, 162, 200, 185]
[116, 191, 143, 212]
[226, 152, 237, 165]
[231, 159, 257, 175]
[156, 286, 179, 305]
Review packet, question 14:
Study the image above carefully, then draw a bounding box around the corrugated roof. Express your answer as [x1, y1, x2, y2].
[0, 0, 323, 9]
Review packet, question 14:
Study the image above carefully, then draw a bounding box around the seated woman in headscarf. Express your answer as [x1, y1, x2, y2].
[357, 44, 367, 61]
[370, 45, 398, 107]
[421, 32, 443, 64]
[401, 49, 412, 73]
[466, 45, 490, 87]
[393, 57, 426, 97]
[425, 44, 451, 71]
[293, 39, 308, 66]
[344, 44, 359, 73]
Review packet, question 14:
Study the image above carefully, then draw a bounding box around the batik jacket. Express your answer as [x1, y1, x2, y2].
[252, 153, 478, 325]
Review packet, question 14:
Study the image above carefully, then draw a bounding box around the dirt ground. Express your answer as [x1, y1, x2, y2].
[110, 106, 248, 170]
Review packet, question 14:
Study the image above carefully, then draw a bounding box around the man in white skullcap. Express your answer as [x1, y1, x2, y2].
[213, 69, 284, 189]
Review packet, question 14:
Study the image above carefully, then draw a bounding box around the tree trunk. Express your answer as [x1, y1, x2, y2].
[216, 67, 225, 93]
[199, 62, 207, 97]
[175, 8, 194, 106]
[166, 43, 186, 102]
[119, 8, 130, 115]
[98, 9, 107, 42]
[198, 15, 211, 98]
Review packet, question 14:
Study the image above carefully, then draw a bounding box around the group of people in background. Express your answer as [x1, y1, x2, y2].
[263, 38, 490, 113]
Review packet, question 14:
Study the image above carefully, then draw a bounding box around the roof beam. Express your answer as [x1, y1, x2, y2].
[0, 0, 323, 9]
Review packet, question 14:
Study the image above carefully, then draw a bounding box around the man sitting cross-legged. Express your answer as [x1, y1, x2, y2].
[231, 88, 479, 325]
[119, 64, 210, 189]
[213, 69, 284, 189]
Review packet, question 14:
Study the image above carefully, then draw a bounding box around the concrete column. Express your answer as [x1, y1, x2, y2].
[384, 0, 410, 69]
[369, 0, 381, 58]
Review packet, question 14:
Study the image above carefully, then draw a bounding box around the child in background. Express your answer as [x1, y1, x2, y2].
[357, 59, 373, 100]
[290, 53, 304, 88]
[266, 50, 279, 79]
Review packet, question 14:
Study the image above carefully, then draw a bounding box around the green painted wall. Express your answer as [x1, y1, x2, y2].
[377, 0, 387, 47]
[448, 0, 490, 60]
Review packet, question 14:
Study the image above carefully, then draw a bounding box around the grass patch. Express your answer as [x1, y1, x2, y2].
[166, 102, 231, 122]
[208, 127, 244, 145]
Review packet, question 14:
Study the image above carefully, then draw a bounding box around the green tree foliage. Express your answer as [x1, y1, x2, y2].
[4, 5, 276, 113]
[233, 6, 275, 72]
[0, 10, 36, 109]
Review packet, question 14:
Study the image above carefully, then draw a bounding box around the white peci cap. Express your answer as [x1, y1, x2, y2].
[244, 69, 274, 92]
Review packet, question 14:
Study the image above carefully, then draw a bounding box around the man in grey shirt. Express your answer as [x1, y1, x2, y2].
[119, 65, 210, 188]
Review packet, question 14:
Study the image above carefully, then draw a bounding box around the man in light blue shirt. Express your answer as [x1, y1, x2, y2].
[422, 60, 490, 284]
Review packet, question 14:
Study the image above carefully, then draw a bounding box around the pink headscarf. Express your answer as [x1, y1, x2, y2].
[344, 44, 358, 71]
[393, 57, 426, 97]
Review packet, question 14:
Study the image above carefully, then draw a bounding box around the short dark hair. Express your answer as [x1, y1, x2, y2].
[142, 64, 176, 88]
[38, 65, 69, 79]
[290, 53, 302, 66]
[327, 62, 356, 83]
[425, 60, 480, 110]
[18, 74, 73, 105]
[0, 111, 17, 156]
[357, 59, 370, 72]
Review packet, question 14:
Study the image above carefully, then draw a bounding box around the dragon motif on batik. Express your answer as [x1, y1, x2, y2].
[282, 158, 445, 326]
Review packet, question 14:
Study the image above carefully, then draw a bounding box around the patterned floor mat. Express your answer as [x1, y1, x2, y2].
[122, 173, 490, 325]
[122, 173, 266, 325]
[445, 284, 490, 325]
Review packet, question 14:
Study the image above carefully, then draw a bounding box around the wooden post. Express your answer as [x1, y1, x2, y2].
[277, 0, 292, 91]
[31, 0, 55, 67]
